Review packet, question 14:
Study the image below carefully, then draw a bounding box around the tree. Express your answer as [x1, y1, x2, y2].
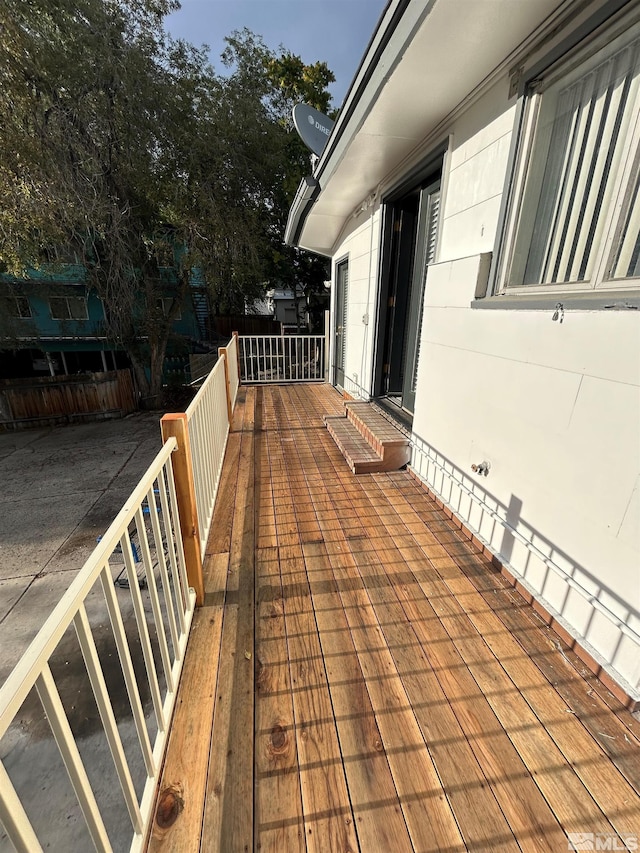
[264, 49, 335, 330]
[266, 52, 335, 117]
[0, 0, 195, 397]
[0, 5, 336, 397]
[172, 29, 288, 316]
[220, 31, 335, 330]
[0, 0, 272, 395]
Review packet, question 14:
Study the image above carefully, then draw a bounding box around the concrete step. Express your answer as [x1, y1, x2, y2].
[324, 402, 410, 474]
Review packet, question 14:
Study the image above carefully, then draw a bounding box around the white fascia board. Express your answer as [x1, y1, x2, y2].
[293, 0, 573, 255]
[314, 0, 435, 188]
[285, 0, 416, 251]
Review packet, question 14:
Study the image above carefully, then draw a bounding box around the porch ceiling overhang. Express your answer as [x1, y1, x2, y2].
[286, 0, 566, 256]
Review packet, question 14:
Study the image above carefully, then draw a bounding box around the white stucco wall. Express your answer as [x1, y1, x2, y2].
[439, 77, 515, 261]
[331, 75, 640, 694]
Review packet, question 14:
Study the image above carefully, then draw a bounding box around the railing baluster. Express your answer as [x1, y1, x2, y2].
[193, 414, 204, 540]
[164, 455, 191, 602]
[0, 435, 198, 852]
[0, 760, 43, 852]
[201, 406, 212, 527]
[99, 565, 155, 776]
[146, 486, 180, 658]
[157, 465, 186, 632]
[134, 509, 174, 694]
[121, 530, 165, 733]
[73, 604, 143, 834]
[36, 665, 112, 852]
[237, 335, 325, 382]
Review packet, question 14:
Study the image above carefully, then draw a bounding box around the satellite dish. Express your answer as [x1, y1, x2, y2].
[292, 104, 335, 157]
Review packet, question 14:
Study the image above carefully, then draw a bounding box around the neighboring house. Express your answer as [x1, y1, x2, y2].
[249, 286, 332, 329]
[0, 266, 211, 381]
[270, 287, 303, 326]
[250, 285, 331, 333]
[249, 287, 301, 325]
[287, 0, 640, 700]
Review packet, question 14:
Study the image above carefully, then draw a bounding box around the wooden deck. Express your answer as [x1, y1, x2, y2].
[148, 383, 640, 853]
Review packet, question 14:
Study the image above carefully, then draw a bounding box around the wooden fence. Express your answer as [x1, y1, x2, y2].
[0, 369, 136, 429]
[214, 314, 281, 337]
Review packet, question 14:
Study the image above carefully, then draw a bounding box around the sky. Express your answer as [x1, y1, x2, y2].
[165, 0, 389, 109]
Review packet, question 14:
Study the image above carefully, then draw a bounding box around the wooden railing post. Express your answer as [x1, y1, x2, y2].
[218, 347, 233, 424]
[160, 413, 204, 606]
[233, 330, 241, 385]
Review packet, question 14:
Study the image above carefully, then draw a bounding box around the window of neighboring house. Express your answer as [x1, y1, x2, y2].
[13, 297, 32, 318]
[49, 296, 88, 320]
[500, 16, 640, 294]
[156, 297, 181, 319]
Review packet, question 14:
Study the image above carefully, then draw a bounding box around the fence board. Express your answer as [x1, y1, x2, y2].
[0, 369, 136, 427]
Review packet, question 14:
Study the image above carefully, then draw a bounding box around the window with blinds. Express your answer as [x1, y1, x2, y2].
[506, 20, 640, 291]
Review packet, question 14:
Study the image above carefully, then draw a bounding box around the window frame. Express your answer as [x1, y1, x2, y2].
[156, 297, 182, 320]
[494, 4, 640, 300]
[49, 295, 89, 321]
[13, 297, 32, 319]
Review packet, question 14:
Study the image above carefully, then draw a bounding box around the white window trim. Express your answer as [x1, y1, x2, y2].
[495, 8, 640, 299]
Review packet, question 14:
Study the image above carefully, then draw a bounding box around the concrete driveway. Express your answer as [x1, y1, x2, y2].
[0, 413, 163, 682]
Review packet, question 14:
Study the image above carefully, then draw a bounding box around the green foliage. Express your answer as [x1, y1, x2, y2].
[218, 29, 334, 320]
[266, 53, 335, 117]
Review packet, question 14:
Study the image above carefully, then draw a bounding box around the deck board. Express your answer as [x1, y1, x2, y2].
[283, 451, 416, 852]
[380, 476, 638, 838]
[202, 388, 256, 852]
[147, 383, 640, 852]
[268, 439, 359, 852]
[358, 475, 619, 840]
[254, 404, 305, 852]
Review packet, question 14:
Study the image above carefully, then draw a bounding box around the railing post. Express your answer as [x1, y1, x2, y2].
[218, 347, 233, 424]
[233, 330, 241, 385]
[324, 310, 330, 381]
[160, 413, 204, 606]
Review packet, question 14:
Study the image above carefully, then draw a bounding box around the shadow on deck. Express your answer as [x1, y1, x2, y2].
[147, 383, 640, 852]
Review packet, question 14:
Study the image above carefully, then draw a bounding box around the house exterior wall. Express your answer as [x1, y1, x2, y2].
[330, 68, 640, 691]
[22, 288, 106, 340]
[2, 270, 206, 381]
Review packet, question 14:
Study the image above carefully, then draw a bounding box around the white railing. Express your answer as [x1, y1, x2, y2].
[0, 439, 195, 852]
[185, 355, 231, 556]
[239, 335, 325, 383]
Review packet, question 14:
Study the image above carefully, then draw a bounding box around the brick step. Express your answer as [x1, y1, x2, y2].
[324, 402, 410, 474]
[345, 402, 409, 453]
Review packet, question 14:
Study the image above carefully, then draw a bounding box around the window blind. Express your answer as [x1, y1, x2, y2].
[522, 37, 640, 285]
